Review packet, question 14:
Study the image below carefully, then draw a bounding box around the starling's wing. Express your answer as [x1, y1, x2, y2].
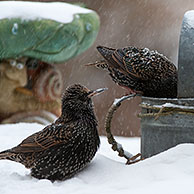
[111, 47, 142, 81]
[96, 46, 117, 68]
[11, 123, 72, 153]
[121, 47, 177, 80]
[97, 46, 132, 74]
[97, 46, 177, 81]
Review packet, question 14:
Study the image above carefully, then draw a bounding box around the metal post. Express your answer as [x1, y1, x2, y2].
[178, 11, 194, 98]
[140, 10, 194, 158]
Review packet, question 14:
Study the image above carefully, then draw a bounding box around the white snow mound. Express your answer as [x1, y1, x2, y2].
[0, 123, 193, 194]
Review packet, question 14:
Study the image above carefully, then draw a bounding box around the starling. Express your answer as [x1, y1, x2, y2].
[94, 46, 177, 98]
[0, 84, 107, 181]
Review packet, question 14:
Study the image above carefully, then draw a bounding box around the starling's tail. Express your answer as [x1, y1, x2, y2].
[0, 150, 32, 168]
[97, 46, 125, 70]
[97, 46, 115, 63]
[0, 150, 14, 160]
[85, 60, 108, 70]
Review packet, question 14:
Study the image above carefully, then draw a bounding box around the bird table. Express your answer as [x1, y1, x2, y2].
[140, 10, 194, 159]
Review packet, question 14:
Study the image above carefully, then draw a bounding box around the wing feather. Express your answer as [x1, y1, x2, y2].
[11, 123, 72, 153]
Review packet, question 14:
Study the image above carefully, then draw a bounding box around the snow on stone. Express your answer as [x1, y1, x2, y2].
[0, 123, 194, 194]
[0, 1, 93, 23]
[185, 10, 194, 28]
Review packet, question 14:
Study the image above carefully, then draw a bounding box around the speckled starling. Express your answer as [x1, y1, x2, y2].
[0, 84, 107, 181]
[95, 46, 177, 98]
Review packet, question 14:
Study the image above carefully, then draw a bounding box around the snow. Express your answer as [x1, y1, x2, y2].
[0, 123, 194, 194]
[113, 94, 136, 105]
[185, 10, 194, 28]
[142, 102, 194, 110]
[115, 142, 134, 159]
[0, 1, 93, 23]
[162, 102, 194, 109]
[113, 97, 123, 105]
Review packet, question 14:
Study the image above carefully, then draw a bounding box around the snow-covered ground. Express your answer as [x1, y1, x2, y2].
[0, 123, 193, 194]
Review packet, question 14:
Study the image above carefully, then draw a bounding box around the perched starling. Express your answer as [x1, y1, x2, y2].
[0, 84, 107, 181]
[94, 46, 177, 98]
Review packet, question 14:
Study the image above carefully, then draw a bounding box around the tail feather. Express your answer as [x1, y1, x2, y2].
[0, 150, 15, 160]
[0, 149, 34, 168]
[97, 46, 127, 73]
[85, 60, 108, 70]
[97, 46, 115, 65]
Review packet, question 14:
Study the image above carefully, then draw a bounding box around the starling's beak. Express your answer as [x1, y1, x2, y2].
[88, 88, 108, 98]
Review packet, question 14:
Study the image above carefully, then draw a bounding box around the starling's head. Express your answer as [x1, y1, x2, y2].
[61, 84, 107, 118]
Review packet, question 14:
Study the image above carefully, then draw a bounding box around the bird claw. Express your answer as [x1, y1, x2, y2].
[120, 85, 143, 96]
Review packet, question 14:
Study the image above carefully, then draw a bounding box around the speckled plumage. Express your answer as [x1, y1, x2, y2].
[0, 84, 106, 181]
[96, 46, 177, 98]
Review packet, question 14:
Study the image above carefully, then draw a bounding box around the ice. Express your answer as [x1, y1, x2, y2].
[0, 1, 93, 24]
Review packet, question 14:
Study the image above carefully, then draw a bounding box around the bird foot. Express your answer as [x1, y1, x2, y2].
[120, 85, 142, 96]
[121, 87, 136, 96]
[126, 153, 143, 165]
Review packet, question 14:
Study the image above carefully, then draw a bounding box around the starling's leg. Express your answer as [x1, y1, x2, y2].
[119, 85, 143, 96]
[119, 85, 136, 95]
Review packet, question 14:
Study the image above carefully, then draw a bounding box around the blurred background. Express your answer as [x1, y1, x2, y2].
[19, 0, 194, 136]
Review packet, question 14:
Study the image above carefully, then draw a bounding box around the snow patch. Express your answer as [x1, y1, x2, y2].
[185, 10, 194, 28]
[0, 123, 194, 194]
[0, 1, 93, 23]
[142, 102, 194, 110]
[113, 94, 136, 105]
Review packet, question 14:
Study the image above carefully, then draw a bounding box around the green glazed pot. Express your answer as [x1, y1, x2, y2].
[0, 1, 100, 63]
